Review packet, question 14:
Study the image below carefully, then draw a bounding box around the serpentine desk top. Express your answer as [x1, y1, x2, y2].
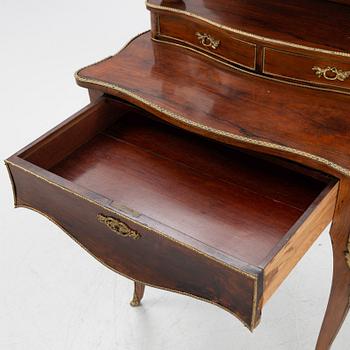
[76, 32, 350, 178]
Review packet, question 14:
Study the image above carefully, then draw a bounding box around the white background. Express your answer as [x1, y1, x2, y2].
[0, 1, 349, 349]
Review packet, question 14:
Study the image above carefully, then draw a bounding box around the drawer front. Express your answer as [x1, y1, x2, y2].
[263, 47, 350, 91]
[8, 161, 261, 330]
[157, 14, 256, 70]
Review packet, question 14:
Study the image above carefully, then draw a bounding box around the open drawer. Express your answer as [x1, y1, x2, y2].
[6, 97, 338, 330]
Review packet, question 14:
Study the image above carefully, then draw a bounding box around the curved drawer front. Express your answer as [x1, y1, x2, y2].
[156, 13, 256, 70]
[7, 161, 260, 330]
[263, 47, 350, 92]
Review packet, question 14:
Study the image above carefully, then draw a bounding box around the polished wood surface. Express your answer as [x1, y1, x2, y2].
[148, 0, 350, 53]
[76, 32, 350, 177]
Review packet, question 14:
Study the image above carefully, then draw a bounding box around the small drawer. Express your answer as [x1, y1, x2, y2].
[263, 47, 350, 92]
[6, 96, 338, 330]
[156, 14, 256, 70]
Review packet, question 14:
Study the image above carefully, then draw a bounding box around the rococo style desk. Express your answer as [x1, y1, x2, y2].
[5, 1, 350, 349]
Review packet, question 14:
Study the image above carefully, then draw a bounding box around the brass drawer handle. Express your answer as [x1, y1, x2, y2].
[312, 66, 350, 82]
[196, 32, 220, 50]
[97, 214, 141, 240]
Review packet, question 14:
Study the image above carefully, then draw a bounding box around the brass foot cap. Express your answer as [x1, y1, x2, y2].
[130, 297, 141, 307]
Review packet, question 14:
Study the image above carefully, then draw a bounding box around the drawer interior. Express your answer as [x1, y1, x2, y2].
[18, 97, 337, 269]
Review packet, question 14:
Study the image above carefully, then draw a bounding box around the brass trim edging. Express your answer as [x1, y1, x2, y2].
[16, 202, 258, 330]
[146, 1, 350, 58]
[156, 34, 257, 70]
[74, 71, 350, 177]
[5, 161, 18, 207]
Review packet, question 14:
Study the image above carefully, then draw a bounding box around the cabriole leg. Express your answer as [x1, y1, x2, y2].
[316, 180, 350, 350]
[130, 281, 145, 307]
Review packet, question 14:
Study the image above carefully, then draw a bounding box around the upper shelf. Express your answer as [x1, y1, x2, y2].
[76, 32, 350, 178]
[147, 0, 350, 54]
[147, 0, 350, 94]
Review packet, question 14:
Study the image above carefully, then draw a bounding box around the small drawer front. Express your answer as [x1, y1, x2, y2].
[8, 161, 260, 329]
[263, 47, 350, 91]
[157, 14, 256, 70]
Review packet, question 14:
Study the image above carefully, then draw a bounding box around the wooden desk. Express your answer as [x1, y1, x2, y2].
[6, 1, 350, 349]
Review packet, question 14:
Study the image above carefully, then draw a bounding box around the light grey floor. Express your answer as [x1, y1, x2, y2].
[0, 1, 349, 349]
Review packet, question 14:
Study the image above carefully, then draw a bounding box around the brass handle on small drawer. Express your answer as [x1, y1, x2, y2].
[97, 214, 141, 240]
[312, 66, 350, 82]
[196, 32, 220, 50]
